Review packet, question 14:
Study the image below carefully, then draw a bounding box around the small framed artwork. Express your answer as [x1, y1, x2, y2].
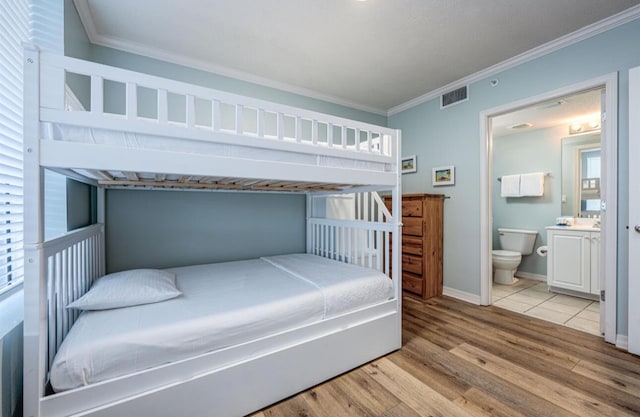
[401, 155, 417, 174]
[432, 165, 455, 186]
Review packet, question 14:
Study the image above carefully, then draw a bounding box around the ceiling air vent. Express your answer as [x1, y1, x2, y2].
[441, 86, 468, 109]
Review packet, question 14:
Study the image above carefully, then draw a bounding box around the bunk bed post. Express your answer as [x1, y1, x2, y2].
[306, 193, 312, 253]
[392, 130, 403, 345]
[97, 186, 106, 275]
[23, 45, 45, 417]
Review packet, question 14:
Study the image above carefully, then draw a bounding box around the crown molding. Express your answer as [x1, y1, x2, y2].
[73, 0, 640, 118]
[72, 1, 387, 117]
[387, 4, 640, 116]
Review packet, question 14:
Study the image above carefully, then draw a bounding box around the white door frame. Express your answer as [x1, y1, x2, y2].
[479, 73, 618, 344]
[629, 66, 640, 355]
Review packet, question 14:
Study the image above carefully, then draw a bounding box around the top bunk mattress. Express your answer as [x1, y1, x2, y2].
[50, 254, 393, 392]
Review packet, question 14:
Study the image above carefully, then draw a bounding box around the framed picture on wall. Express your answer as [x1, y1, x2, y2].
[432, 165, 455, 186]
[401, 155, 417, 174]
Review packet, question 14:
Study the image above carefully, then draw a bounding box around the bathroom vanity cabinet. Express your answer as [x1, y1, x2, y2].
[384, 194, 443, 299]
[547, 227, 600, 296]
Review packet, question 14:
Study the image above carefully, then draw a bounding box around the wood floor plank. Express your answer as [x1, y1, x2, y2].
[400, 330, 580, 417]
[573, 359, 640, 397]
[262, 396, 312, 417]
[386, 349, 471, 401]
[452, 388, 529, 417]
[411, 299, 640, 416]
[363, 358, 475, 417]
[300, 380, 374, 417]
[257, 297, 640, 417]
[431, 297, 640, 371]
[406, 301, 582, 370]
[328, 369, 401, 416]
[450, 342, 636, 417]
[379, 403, 422, 417]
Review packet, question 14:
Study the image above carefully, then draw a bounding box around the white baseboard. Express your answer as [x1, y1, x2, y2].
[443, 286, 481, 305]
[616, 334, 629, 350]
[515, 271, 546, 282]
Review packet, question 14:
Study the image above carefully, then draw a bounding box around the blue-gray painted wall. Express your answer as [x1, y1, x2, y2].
[492, 125, 565, 277]
[105, 190, 306, 273]
[389, 20, 640, 335]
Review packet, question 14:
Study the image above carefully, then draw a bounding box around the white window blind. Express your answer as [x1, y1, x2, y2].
[0, 0, 29, 294]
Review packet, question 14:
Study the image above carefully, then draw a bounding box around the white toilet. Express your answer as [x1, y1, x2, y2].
[492, 228, 537, 285]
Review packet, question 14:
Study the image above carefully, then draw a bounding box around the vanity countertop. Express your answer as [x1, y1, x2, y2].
[546, 225, 600, 232]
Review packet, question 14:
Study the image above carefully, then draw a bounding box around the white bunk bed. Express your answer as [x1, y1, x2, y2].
[23, 45, 402, 417]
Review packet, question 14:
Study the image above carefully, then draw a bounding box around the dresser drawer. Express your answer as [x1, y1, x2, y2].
[402, 273, 423, 295]
[402, 199, 423, 217]
[403, 217, 423, 237]
[402, 254, 423, 275]
[402, 236, 423, 256]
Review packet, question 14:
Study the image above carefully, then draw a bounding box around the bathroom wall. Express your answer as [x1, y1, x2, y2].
[492, 125, 565, 278]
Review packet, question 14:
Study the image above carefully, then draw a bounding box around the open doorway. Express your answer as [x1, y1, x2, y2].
[490, 89, 603, 336]
[479, 74, 618, 343]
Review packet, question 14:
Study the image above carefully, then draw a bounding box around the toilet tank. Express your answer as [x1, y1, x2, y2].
[498, 228, 537, 255]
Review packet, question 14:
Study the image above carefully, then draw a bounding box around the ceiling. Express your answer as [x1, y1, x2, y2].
[492, 88, 602, 138]
[74, 0, 640, 115]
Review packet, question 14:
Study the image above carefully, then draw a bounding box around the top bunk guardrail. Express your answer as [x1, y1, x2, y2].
[36, 51, 398, 164]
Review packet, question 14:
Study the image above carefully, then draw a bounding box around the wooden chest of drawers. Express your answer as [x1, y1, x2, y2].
[384, 193, 444, 299]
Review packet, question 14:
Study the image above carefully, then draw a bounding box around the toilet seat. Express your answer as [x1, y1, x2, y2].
[492, 249, 521, 259]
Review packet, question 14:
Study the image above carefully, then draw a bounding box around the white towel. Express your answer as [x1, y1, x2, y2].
[520, 172, 545, 196]
[500, 174, 520, 197]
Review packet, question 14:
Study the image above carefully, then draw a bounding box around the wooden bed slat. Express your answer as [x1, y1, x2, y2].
[98, 179, 350, 192]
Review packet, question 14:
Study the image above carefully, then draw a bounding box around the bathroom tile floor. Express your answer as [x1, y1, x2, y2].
[492, 278, 601, 336]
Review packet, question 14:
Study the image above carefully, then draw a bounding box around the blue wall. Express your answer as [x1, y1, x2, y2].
[493, 126, 565, 277]
[105, 190, 306, 273]
[389, 19, 640, 334]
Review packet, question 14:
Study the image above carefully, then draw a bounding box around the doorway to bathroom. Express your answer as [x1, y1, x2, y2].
[479, 74, 618, 342]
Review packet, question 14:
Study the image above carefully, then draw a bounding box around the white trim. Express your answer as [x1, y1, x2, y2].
[514, 271, 546, 282]
[548, 286, 599, 302]
[72, 1, 387, 117]
[443, 286, 481, 305]
[388, 5, 640, 116]
[629, 66, 640, 355]
[479, 73, 618, 343]
[616, 334, 629, 351]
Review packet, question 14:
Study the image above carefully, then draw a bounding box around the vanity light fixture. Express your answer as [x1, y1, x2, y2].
[570, 122, 583, 134]
[569, 120, 600, 135]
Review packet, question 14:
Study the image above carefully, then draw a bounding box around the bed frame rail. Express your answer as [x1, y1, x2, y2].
[308, 191, 394, 276]
[38, 52, 397, 163]
[309, 219, 393, 273]
[41, 224, 105, 373]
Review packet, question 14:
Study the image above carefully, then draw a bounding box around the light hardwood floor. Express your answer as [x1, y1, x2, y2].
[252, 296, 640, 417]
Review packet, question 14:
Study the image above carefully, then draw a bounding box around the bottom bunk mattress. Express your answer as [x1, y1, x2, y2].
[50, 253, 393, 392]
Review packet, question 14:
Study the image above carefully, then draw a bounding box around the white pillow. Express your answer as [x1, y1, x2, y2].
[67, 269, 181, 310]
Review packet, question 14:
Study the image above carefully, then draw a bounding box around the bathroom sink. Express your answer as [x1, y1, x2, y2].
[546, 224, 600, 231]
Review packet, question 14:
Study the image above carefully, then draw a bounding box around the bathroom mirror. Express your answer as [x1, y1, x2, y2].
[561, 133, 601, 217]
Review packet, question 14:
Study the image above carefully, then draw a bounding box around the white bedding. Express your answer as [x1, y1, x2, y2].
[50, 254, 393, 392]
